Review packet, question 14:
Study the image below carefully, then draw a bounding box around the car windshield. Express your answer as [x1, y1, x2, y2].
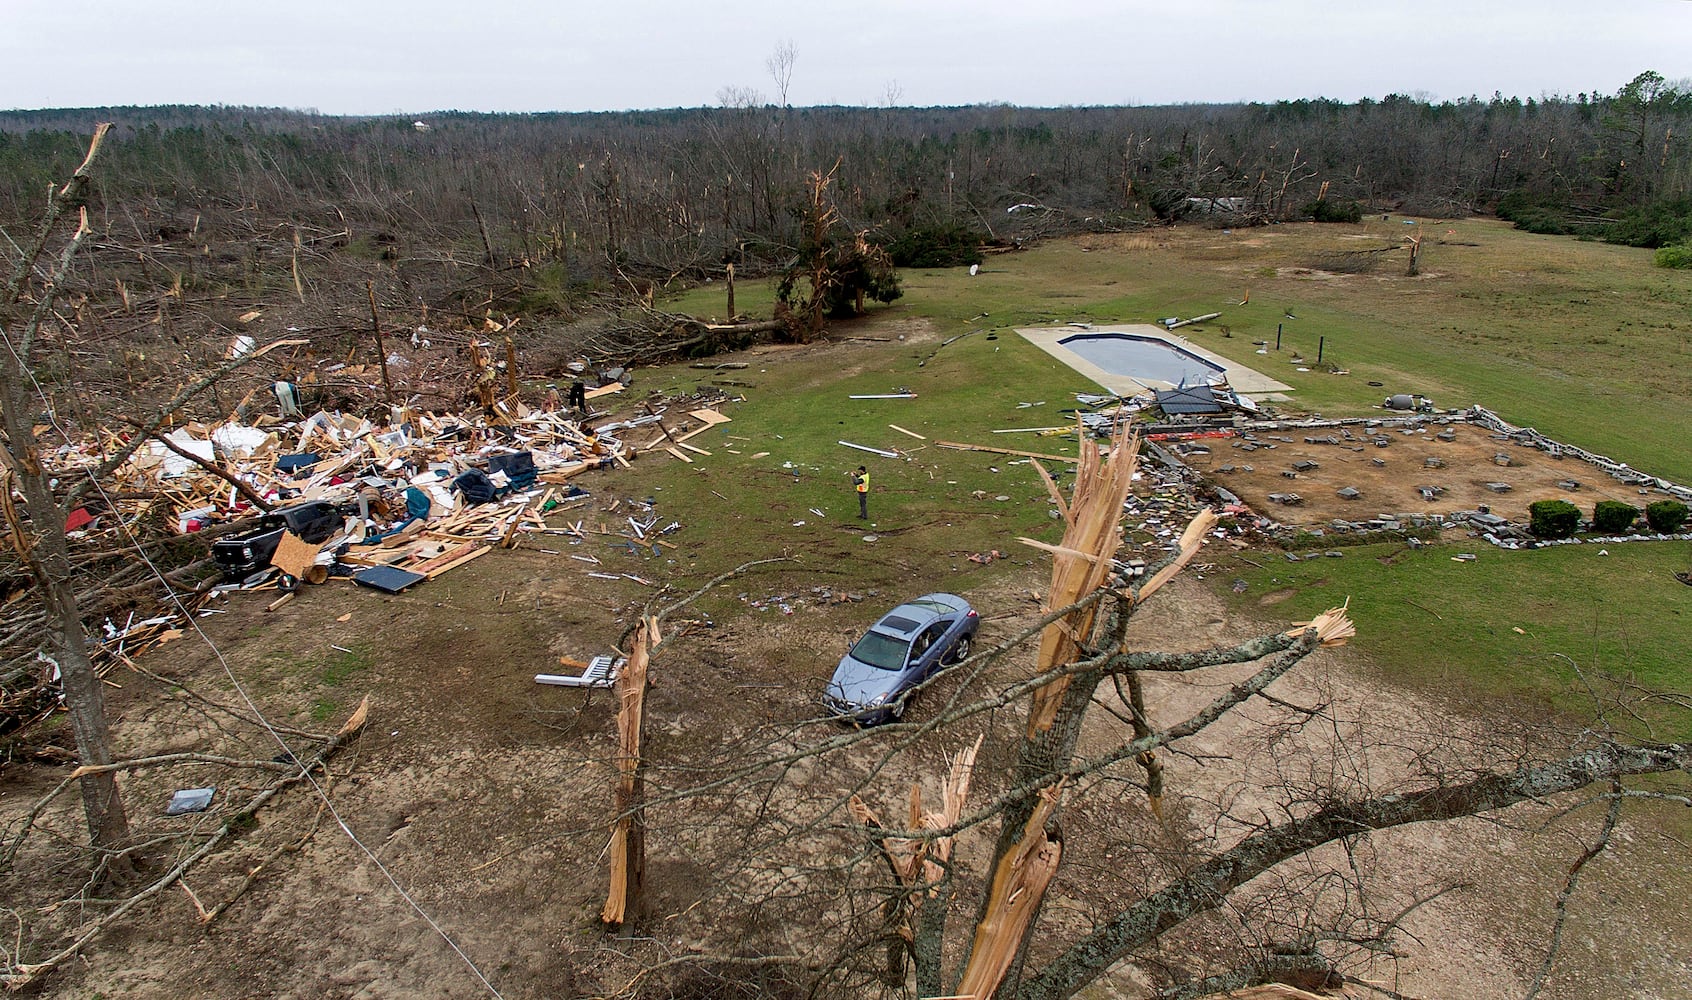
[849, 631, 912, 671]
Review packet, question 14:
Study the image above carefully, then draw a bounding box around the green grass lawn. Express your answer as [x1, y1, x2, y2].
[650, 220, 1692, 722]
[1218, 540, 1692, 737]
[622, 327, 1103, 614]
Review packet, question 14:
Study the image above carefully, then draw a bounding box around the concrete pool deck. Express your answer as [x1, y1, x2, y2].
[1016, 324, 1293, 400]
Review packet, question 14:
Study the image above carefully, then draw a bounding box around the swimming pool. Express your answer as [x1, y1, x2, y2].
[1057, 333, 1225, 386]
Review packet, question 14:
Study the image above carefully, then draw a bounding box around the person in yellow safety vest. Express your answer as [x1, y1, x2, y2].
[854, 466, 870, 519]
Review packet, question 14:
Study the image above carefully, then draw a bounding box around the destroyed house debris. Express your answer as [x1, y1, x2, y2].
[1153, 385, 1226, 416]
[2, 373, 738, 734]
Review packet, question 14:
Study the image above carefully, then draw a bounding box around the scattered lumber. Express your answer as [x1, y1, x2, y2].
[839, 440, 899, 458]
[936, 440, 1087, 463]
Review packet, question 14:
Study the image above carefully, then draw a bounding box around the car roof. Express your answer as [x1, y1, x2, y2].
[872, 594, 968, 637]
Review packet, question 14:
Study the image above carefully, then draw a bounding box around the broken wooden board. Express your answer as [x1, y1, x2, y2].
[936, 440, 1087, 463]
[670, 409, 731, 444]
[407, 541, 482, 575]
[269, 530, 323, 580]
[499, 500, 530, 549]
[538, 462, 596, 483]
[424, 545, 490, 579]
[839, 440, 899, 458]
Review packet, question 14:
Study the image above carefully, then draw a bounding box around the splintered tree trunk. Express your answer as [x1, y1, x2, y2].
[601, 616, 658, 930]
[0, 461, 133, 872]
[26, 482, 133, 861]
[950, 430, 1143, 998]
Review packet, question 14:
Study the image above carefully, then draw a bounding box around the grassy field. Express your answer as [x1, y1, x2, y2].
[655, 219, 1692, 717]
[676, 219, 1692, 483]
[618, 328, 1103, 617]
[1218, 541, 1692, 737]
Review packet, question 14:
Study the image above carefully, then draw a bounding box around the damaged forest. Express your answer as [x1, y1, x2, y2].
[2, 85, 1691, 1000]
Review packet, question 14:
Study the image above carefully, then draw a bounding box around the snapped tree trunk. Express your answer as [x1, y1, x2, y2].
[602, 615, 657, 930]
[1, 465, 133, 868]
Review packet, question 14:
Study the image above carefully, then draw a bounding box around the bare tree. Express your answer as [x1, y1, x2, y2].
[716, 84, 765, 110]
[0, 125, 133, 869]
[767, 39, 797, 109]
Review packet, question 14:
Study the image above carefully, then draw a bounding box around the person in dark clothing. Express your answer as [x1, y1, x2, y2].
[568, 379, 587, 412]
[853, 466, 870, 519]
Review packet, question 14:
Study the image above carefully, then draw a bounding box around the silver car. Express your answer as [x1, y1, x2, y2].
[822, 593, 979, 725]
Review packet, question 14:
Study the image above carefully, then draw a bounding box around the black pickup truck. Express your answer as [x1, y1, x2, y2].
[211, 500, 345, 583]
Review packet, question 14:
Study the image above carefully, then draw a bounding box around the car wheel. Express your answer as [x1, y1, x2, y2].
[945, 635, 972, 664]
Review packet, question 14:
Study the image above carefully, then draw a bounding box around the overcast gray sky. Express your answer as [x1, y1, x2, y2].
[5, 1, 1688, 114]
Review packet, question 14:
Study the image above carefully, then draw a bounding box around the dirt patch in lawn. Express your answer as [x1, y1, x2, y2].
[1180, 419, 1655, 528]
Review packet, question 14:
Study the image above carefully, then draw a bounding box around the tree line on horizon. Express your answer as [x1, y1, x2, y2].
[0, 70, 1686, 335]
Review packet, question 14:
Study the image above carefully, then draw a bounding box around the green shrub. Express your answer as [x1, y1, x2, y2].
[1497, 190, 1574, 235]
[885, 226, 986, 269]
[1528, 499, 1581, 539]
[1592, 500, 1639, 533]
[1604, 196, 1692, 249]
[1645, 499, 1689, 533]
[1654, 244, 1692, 269]
[1304, 198, 1363, 223]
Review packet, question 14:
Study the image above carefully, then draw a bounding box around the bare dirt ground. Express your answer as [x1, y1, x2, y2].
[1180, 419, 1652, 528]
[5, 546, 1688, 999]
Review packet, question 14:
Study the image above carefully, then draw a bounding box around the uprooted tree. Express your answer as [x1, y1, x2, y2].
[775, 160, 902, 342]
[616, 428, 1690, 1000]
